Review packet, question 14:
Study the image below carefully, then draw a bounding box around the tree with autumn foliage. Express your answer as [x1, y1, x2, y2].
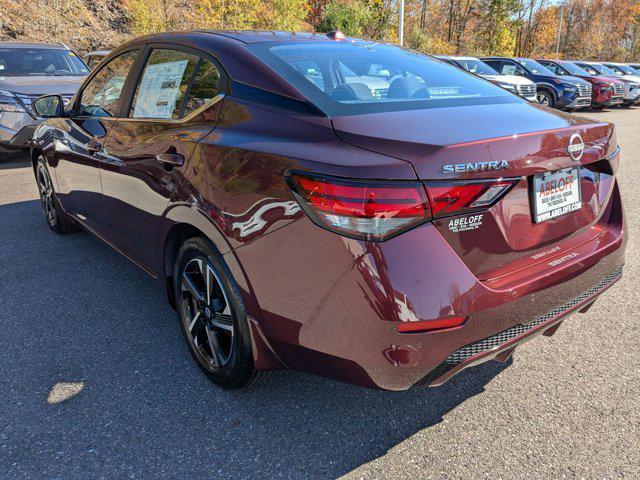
[3, 0, 637, 62]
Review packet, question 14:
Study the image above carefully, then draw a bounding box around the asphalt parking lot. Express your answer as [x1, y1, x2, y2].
[1, 108, 639, 479]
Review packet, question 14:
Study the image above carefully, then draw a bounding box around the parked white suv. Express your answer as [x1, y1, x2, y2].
[436, 55, 537, 102]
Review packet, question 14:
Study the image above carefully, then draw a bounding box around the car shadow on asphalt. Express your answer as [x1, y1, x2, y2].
[0, 198, 511, 479]
[0, 151, 30, 170]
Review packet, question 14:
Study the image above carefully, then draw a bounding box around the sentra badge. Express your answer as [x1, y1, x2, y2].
[442, 160, 509, 174]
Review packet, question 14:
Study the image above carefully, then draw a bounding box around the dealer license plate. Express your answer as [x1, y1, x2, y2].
[532, 167, 581, 223]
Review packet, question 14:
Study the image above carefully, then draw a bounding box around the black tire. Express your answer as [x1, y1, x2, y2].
[35, 156, 75, 234]
[173, 237, 258, 389]
[536, 89, 556, 108]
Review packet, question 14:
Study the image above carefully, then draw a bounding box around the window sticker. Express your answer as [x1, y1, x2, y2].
[133, 59, 188, 118]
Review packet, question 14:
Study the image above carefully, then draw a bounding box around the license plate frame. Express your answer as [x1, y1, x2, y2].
[531, 167, 581, 224]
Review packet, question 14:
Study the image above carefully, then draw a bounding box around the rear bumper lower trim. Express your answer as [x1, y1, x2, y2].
[421, 266, 623, 386]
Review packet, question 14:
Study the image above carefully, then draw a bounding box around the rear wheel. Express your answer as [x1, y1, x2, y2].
[35, 156, 75, 234]
[173, 237, 258, 389]
[536, 90, 555, 108]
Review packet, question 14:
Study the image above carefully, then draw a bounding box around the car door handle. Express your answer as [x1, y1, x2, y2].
[156, 152, 185, 167]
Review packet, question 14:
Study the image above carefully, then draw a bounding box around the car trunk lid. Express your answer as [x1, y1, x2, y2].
[332, 103, 619, 283]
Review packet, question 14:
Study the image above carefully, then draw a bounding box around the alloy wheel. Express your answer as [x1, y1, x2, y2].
[536, 92, 550, 105]
[36, 163, 56, 227]
[180, 257, 235, 370]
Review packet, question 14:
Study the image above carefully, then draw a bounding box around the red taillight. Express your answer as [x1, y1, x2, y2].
[397, 316, 467, 333]
[287, 172, 431, 241]
[425, 180, 516, 218]
[288, 172, 516, 241]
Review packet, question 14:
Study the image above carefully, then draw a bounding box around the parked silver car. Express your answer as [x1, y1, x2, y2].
[0, 42, 88, 159]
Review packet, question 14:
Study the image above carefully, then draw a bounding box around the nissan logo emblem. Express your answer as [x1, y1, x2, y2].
[568, 133, 585, 162]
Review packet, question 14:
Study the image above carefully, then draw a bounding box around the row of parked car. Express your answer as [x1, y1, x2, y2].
[0, 40, 638, 160]
[437, 55, 640, 111]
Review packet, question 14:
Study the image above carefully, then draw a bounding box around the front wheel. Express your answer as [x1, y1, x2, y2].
[173, 237, 258, 389]
[35, 156, 75, 234]
[536, 90, 555, 108]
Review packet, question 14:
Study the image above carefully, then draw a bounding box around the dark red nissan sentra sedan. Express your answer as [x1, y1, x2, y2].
[29, 31, 625, 390]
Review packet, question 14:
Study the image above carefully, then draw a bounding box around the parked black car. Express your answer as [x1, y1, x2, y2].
[481, 56, 592, 110]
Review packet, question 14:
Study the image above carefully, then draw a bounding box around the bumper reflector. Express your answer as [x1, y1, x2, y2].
[397, 316, 467, 333]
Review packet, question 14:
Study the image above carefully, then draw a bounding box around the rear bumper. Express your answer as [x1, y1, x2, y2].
[422, 266, 622, 386]
[234, 178, 626, 390]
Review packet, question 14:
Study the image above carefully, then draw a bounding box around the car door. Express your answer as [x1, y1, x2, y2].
[52, 49, 140, 237]
[100, 46, 226, 273]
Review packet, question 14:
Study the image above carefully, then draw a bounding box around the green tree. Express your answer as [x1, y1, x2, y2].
[124, 0, 183, 35]
[318, 0, 372, 36]
[268, 0, 309, 30]
[476, 0, 519, 54]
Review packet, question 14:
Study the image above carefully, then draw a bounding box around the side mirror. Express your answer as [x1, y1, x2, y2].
[33, 94, 63, 118]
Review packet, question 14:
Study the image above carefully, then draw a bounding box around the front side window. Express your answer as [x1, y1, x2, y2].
[541, 62, 560, 75]
[485, 60, 525, 77]
[248, 42, 517, 116]
[0, 48, 88, 77]
[130, 49, 199, 119]
[79, 50, 139, 117]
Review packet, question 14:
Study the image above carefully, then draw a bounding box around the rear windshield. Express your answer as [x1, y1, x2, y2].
[0, 48, 89, 77]
[248, 41, 518, 116]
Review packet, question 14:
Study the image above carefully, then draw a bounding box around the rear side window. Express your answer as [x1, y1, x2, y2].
[130, 49, 199, 119]
[79, 50, 138, 117]
[182, 59, 222, 116]
[248, 42, 517, 116]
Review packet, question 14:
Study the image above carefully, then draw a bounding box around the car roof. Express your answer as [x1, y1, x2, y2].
[195, 30, 351, 44]
[449, 56, 479, 61]
[86, 50, 111, 56]
[0, 41, 69, 49]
